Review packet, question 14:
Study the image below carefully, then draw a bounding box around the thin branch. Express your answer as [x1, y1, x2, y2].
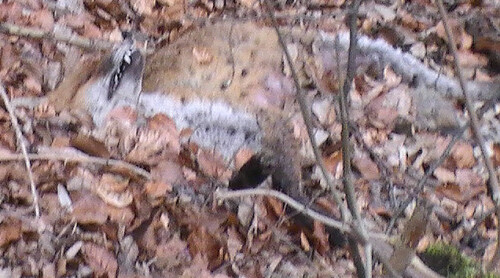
[336, 0, 370, 276]
[216, 188, 441, 278]
[260, 0, 349, 220]
[0, 84, 40, 218]
[216, 188, 350, 232]
[0, 152, 151, 180]
[435, 0, 500, 271]
[0, 22, 114, 50]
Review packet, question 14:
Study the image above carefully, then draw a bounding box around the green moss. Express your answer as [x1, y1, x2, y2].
[419, 242, 499, 278]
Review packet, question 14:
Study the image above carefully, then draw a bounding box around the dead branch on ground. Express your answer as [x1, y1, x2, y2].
[435, 0, 500, 272]
[0, 83, 40, 218]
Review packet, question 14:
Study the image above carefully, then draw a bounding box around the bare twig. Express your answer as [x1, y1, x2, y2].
[0, 84, 40, 218]
[216, 188, 350, 232]
[260, 0, 349, 219]
[336, 0, 370, 276]
[0, 22, 114, 50]
[216, 188, 442, 278]
[0, 22, 113, 50]
[0, 152, 151, 180]
[435, 0, 500, 271]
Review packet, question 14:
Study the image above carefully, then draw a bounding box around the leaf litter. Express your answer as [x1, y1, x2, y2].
[0, 0, 499, 276]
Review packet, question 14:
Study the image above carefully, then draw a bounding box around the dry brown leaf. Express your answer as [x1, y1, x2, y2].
[125, 125, 180, 164]
[451, 142, 475, 168]
[99, 174, 129, 192]
[51, 136, 70, 148]
[157, 0, 183, 5]
[493, 143, 500, 167]
[155, 235, 189, 269]
[187, 226, 224, 270]
[435, 183, 486, 203]
[312, 220, 330, 254]
[71, 193, 109, 225]
[94, 174, 133, 208]
[196, 149, 231, 180]
[264, 196, 284, 218]
[238, 0, 258, 8]
[70, 133, 110, 158]
[456, 50, 488, 68]
[130, 0, 155, 15]
[144, 181, 172, 200]
[353, 152, 380, 180]
[433, 167, 456, 184]
[181, 254, 229, 278]
[323, 151, 342, 175]
[42, 263, 56, 278]
[106, 205, 135, 226]
[82, 243, 118, 277]
[436, 20, 472, 50]
[383, 66, 402, 88]
[148, 113, 178, 134]
[300, 232, 311, 252]
[23, 75, 42, 95]
[455, 168, 483, 188]
[234, 148, 254, 170]
[366, 95, 399, 128]
[95, 186, 133, 208]
[226, 227, 243, 261]
[28, 9, 54, 31]
[151, 160, 185, 185]
[0, 217, 22, 247]
[310, 0, 345, 6]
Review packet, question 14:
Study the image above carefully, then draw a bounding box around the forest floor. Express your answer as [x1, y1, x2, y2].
[0, 0, 499, 277]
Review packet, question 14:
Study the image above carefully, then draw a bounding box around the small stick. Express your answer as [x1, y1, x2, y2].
[215, 188, 350, 232]
[435, 0, 500, 271]
[261, 0, 349, 221]
[0, 152, 151, 180]
[0, 22, 113, 50]
[337, 0, 371, 276]
[0, 84, 40, 218]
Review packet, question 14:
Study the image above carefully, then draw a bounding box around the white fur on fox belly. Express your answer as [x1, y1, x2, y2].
[140, 93, 262, 159]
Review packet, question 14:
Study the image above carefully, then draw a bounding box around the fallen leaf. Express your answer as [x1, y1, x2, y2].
[0, 217, 22, 247]
[433, 167, 456, 184]
[187, 226, 224, 270]
[71, 192, 109, 225]
[151, 160, 185, 185]
[300, 232, 311, 252]
[155, 235, 189, 269]
[451, 142, 475, 168]
[435, 183, 485, 203]
[312, 221, 330, 254]
[70, 133, 110, 158]
[144, 181, 172, 200]
[234, 148, 254, 170]
[95, 174, 133, 208]
[353, 152, 380, 180]
[82, 243, 117, 277]
[196, 149, 231, 180]
[226, 227, 243, 261]
[130, 0, 155, 15]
